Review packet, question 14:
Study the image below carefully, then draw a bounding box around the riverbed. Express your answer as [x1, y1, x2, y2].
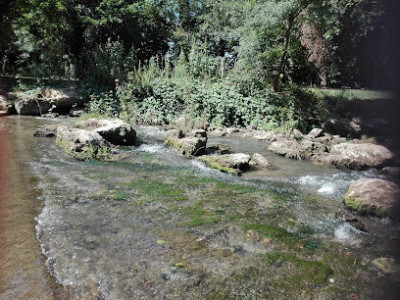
[1, 115, 400, 299]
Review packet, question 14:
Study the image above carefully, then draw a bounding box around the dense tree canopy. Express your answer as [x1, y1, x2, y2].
[0, 0, 394, 89]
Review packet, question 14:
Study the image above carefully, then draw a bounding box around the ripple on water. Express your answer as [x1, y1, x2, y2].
[294, 169, 385, 200]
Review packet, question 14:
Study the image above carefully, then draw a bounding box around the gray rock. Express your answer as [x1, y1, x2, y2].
[165, 129, 207, 156]
[14, 87, 86, 115]
[69, 107, 87, 117]
[209, 128, 227, 137]
[33, 127, 56, 138]
[252, 130, 281, 141]
[313, 143, 394, 169]
[372, 258, 400, 274]
[15, 98, 51, 115]
[0, 93, 9, 114]
[300, 140, 328, 159]
[307, 128, 323, 139]
[268, 138, 328, 160]
[268, 138, 302, 159]
[343, 178, 400, 217]
[56, 126, 110, 153]
[291, 129, 304, 139]
[226, 128, 241, 135]
[206, 144, 231, 155]
[250, 153, 270, 168]
[199, 153, 251, 174]
[76, 118, 137, 146]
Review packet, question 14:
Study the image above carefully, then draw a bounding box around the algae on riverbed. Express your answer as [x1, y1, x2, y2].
[6, 116, 400, 300]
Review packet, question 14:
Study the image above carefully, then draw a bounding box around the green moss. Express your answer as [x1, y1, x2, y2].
[244, 224, 292, 240]
[344, 194, 386, 216]
[266, 252, 333, 285]
[181, 202, 221, 227]
[215, 181, 257, 193]
[109, 191, 130, 200]
[121, 179, 187, 202]
[198, 156, 238, 175]
[165, 137, 194, 156]
[208, 289, 230, 300]
[56, 139, 111, 161]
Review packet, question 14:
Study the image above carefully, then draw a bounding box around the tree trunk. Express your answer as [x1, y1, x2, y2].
[271, 16, 295, 92]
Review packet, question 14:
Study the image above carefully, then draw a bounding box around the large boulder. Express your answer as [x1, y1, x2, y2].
[268, 138, 302, 159]
[313, 143, 394, 169]
[268, 138, 328, 160]
[56, 126, 110, 153]
[249, 153, 271, 168]
[343, 178, 400, 217]
[306, 128, 324, 139]
[251, 130, 282, 141]
[165, 129, 207, 156]
[198, 153, 251, 175]
[76, 118, 136, 146]
[14, 87, 85, 115]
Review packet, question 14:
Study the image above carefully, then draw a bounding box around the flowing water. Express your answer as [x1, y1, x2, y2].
[1, 116, 400, 299]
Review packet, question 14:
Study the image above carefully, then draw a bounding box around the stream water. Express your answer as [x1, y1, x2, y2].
[1, 116, 400, 299]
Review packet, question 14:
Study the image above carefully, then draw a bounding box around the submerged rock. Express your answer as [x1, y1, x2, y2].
[343, 178, 400, 217]
[165, 129, 207, 156]
[313, 143, 394, 169]
[76, 118, 136, 146]
[198, 153, 251, 175]
[372, 258, 400, 275]
[33, 127, 56, 138]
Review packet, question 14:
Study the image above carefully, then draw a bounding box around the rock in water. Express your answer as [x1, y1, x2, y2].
[165, 129, 207, 156]
[33, 127, 56, 138]
[268, 138, 302, 159]
[76, 118, 136, 146]
[198, 153, 251, 175]
[250, 153, 270, 168]
[314, 143, 394, 169]
[372, 258, 400, 274]
[56, 126, 110, 153]
[343, 178, 400, 217]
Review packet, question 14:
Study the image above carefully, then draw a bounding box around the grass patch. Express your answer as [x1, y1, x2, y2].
[310, 88, 393, 101]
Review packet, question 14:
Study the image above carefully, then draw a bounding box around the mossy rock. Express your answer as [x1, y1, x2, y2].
[165, 129, 207, 156]
[343, 178, 400, 217]
[198, 153, 251, 175]
[198, 156, 238, 175]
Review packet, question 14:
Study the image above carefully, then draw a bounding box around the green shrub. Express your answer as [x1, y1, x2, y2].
[86, 90, 121, 118]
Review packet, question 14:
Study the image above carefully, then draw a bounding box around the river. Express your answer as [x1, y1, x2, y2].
[1, 115, 399, 299]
